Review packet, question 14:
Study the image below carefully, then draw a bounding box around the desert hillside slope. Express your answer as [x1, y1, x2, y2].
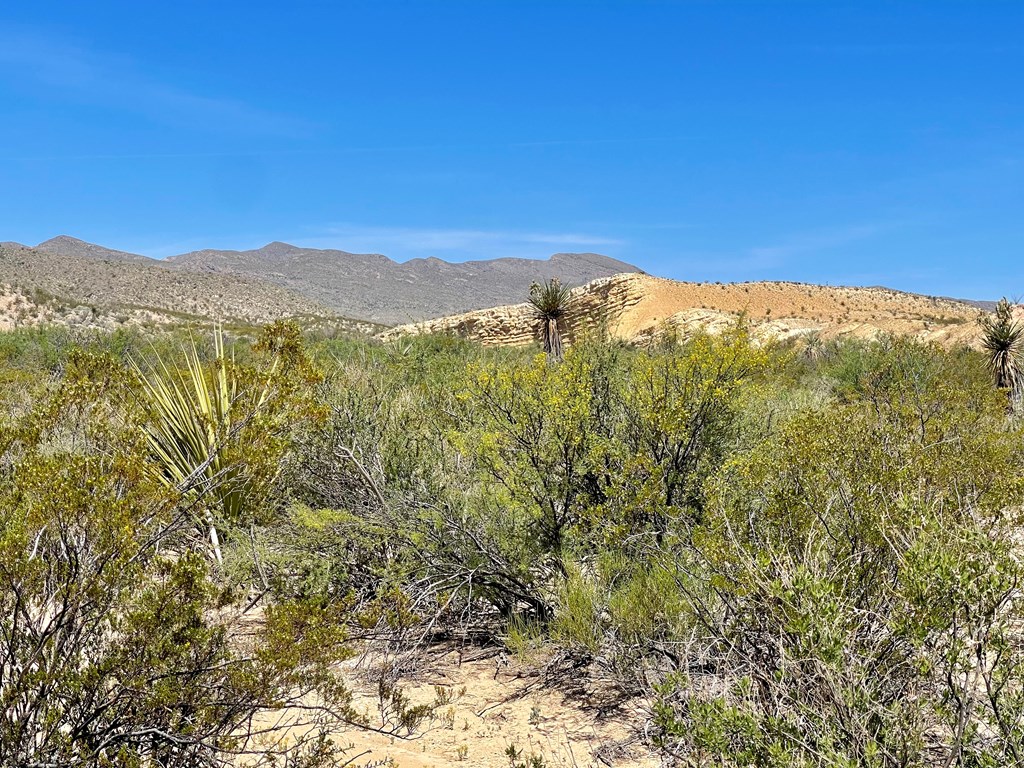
[34, 235, 159, 264]
[0, 241, 336, 326]
[166, 242, 642, 324]
[382, 273, 987, 348]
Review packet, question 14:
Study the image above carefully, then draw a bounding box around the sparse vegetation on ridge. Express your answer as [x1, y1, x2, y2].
[384, 273, 990, 351]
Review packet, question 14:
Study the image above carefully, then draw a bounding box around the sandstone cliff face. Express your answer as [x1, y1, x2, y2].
[381, 273, 991, 349]
[380, 274, 646, 346]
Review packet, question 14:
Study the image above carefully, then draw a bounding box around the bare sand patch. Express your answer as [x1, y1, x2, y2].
[257, 646, 659, 768]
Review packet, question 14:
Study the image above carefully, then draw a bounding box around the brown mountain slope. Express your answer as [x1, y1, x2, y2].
[0, 242, 335, 325]
[34, 235, 158, 264]
[381, 273, 986, 348]
[166, 242, 642, 325]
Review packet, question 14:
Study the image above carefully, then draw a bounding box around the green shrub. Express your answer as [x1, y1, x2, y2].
[652, 350, 1024, 765]
[0, 341, 353, 767]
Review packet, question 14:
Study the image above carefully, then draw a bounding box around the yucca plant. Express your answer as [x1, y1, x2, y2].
[801, 331, 826, 363]
[133, 328, 279, 562]
[528, 278, 572, 361]
[980, 298, 1024, 401]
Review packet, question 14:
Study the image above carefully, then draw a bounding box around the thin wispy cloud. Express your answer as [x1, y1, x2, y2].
[662, 223, 890, 279]
[0, 23, 310, 137]
[746, 224, 884, 268]
[804, 43, 1024, 55]
[510, 135, 695, 148]
[294, 224, 625, 261]
[1, 138, 698, 164]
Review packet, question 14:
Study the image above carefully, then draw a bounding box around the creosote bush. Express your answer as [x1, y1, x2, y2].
[0, 333, 354, 767]
[3, 317, 1024, 767]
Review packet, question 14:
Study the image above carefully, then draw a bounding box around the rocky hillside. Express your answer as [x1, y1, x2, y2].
[3, 236, 1000, 345]
[0, 284, 185, 333]
[0, 241, 340, 327]
[165, 242, 641, 325]
[381, 273, 988, 348]
[34, 235, 158, 264]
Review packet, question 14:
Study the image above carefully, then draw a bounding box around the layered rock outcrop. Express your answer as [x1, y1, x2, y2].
[381, 273, 990, 349]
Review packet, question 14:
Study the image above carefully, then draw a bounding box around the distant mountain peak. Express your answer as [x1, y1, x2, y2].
[9, 235, 644, 325]
[35, 236, 154, 264]
[39, 234, 87, 247]
[548, 251, 645, 270]
[256, 241, 307, 256]
[164, 242, 643, 324]
[0, 239, 334, 326]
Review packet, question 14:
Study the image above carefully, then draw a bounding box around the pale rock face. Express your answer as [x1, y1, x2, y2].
[380, 273, 646, 346]
[0, 286, 46, 330]
[381, 273, 989, 349]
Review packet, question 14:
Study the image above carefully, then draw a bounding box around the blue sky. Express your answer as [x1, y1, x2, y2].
[0, 1, 1021, 299]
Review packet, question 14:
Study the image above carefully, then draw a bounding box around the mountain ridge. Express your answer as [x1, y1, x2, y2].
[1, 235, 644, 327]
[163, 242, 643, 325]
[0, 241, 337, 327]
[36, 235, 157, 264]
[2, 236, 1002, 335]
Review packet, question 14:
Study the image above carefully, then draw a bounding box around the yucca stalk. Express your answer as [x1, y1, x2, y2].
[528, 278, 572, 361]
[980, 298, 1024, 400]
[134, 328, 278, 562]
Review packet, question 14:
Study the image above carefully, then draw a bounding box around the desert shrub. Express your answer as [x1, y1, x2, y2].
[281, 336, 616, 631]
[233, 504, 382, 603]
[422, 344, 621, 624]
[407, 327, 780, 662]
[266, 334, 516, 647]
[612, 327, 776, 534]
[0, 343, 354, 767]
[550, 566, 603, 652]
[602, 552, 690, 652]
[652, 340, 1024, 766]
[458, 347, 610, 554]
[0, 324, 81, 372]
[4, 315, 1023, 766]
[818, 335, 990, 406]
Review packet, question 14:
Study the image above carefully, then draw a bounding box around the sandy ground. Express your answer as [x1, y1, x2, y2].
[254, 645, 660, 768]
[339, 647, 658, 768]
[609, 275, 982, 346]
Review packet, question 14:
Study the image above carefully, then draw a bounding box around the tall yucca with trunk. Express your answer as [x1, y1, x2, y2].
[133, 328, 279, 562]
[980, 298, 1024, 401]
[529, 278, 572, 361]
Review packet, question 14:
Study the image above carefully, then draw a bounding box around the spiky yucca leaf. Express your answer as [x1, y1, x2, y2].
[529, 279, 572, 360]
[134, 328, 279, 557]
[528, 278, 572, 320]
[980, 298, 1024, 395]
